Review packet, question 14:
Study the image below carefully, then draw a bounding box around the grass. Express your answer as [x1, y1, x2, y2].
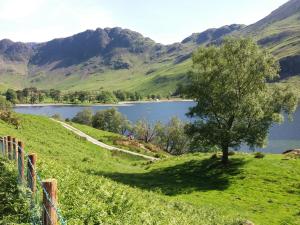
[131, 153, 300, 225]
[0, 157, 31, 224]
[0, 114, 299, 224]
[240, 12, 300, 58]
[70, 122, 169, 158]
[0, 114, 242, 225]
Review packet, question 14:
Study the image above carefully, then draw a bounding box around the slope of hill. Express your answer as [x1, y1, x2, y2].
[1, 114, 300, 224]
[238, 0, 300, 78]
[0, 114, 242, 224]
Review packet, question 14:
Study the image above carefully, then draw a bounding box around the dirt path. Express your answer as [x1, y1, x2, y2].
[51, 119, 159, 161]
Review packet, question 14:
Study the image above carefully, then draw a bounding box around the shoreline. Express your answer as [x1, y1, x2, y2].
[15, 99, 194, 107]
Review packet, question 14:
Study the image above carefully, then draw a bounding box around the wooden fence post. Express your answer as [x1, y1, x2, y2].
[7, 136, 12, 160]
[17, 141, 25, 184]
[0, 137, 3, 156]
[42, 179, 58, 225]
[4, 136, 8, 158]
[27, 153, 37, 195]
[12, 137, 18, 162]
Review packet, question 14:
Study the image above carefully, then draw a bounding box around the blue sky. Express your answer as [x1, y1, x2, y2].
[0, 0, 288, 44]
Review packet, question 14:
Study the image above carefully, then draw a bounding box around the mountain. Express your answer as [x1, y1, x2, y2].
[182, 24, 245, 45]
[0, 0, 299, 95]
[237, 0, 300, 78]
[0, 25, 243, 94]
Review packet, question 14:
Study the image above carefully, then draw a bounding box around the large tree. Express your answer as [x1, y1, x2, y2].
[183, 38, 297, 163]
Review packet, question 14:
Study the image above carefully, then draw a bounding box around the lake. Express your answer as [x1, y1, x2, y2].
[14, 101, 300, 154]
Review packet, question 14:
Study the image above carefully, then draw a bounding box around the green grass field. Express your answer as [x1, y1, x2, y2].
[0, 114, 299, 224]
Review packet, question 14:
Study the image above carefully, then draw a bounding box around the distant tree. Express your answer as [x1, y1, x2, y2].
[22, 88, 30, 103]
[78, 91, 88, 103]
[182, 38, 297, 163]
[50, 89, 61, 102]
[68, 93, 77, 103]
[114, 90, 126, 101]
[5, 89, 17, 104]
[92, 108, 128, 134]
[16, 90, 24, 103]
[120, 118, 132, 135]
[155, 117, 189, 155]
[133, 119, 160, 143]
[134, 92, 142, 101]
[96, 91, 117, 103]
[72, 109, 93, 125]
[29, 93, 39, 104]
[38, 91, 45, 103]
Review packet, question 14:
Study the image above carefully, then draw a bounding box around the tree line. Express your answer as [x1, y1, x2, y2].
[2, 88, 164, 104]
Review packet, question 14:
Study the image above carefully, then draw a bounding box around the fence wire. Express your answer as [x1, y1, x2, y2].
[0, 137, 67, 225]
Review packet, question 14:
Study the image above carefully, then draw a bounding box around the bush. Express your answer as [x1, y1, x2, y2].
[154, 117, 189, 155]
[96, 91, 117, 103]
[51, 113, 62, 120]
[254, 152, 265, 158]
[0, 97, 21, 128]
[0, 96, 12, 111]
[72, 109, 93, 125]
[228, 151, 236, 156]
[92, 108, 131, 134]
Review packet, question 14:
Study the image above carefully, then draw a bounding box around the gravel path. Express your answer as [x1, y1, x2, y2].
[51, 119, 159, 161]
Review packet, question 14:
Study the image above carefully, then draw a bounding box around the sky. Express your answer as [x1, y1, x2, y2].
[0, 0, 289, 44]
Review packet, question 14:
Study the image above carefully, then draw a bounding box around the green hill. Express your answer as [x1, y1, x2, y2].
[1, 114, 299, 224]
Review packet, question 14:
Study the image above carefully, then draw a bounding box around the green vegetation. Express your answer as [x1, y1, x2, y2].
[271, 75, 300, 98]
[1, 114, 299, 224]
[182, 38, 298, 163]
[72, 108, 189, 156]
[239, 11, 300, 58]
[70, 122, 168, 158]
[0, 158, 31, 224]
[92, 108, 130, 134]
[0, 114, 242, 224]
[2, 87, 166, 104]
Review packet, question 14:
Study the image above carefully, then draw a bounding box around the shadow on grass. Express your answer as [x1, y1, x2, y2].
[86, 157, 246, 195]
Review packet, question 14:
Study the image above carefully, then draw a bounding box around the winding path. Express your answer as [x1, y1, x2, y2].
[51, 119, 159, 161]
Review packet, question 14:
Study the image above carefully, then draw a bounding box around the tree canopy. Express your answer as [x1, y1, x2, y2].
[182, 38, 298, 163]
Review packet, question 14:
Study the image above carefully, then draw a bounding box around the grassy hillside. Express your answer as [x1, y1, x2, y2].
[1, 114, 299, 224]
[65, 122, 300, 224]
[0, 158, 31, 224]
[70, 122, 169, 158]
[0, 114, 241, 225]
[239, 11, 300, 58]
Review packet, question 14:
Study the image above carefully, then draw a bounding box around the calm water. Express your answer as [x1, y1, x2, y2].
[14, 101, 300, 153]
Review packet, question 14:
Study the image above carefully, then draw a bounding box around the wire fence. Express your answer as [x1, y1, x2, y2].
[0, 136, 67, 225]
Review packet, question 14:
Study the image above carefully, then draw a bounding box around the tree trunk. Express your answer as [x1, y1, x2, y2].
[221, 145, 229, 164]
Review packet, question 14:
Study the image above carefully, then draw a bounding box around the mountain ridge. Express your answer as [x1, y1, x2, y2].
[0, 0, 299, 95]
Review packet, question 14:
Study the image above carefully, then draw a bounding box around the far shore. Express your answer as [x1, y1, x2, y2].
[15, 99, 194, 107]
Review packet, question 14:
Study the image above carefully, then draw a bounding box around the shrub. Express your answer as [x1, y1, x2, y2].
[254, 152, 265, 158]
[92, 108, 131, 134]
[228, 151, 236, 156]
[51, 113, 62, 120]
[0, 97, 21, 128]
[72, 109, 93, 125]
